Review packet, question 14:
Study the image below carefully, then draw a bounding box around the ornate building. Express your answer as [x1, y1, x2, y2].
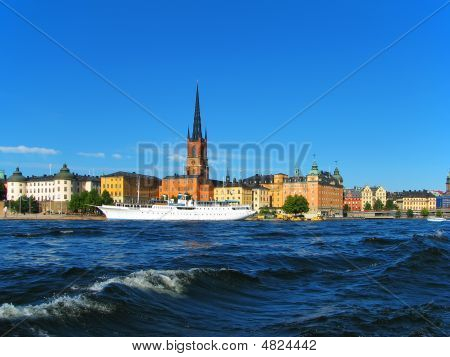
[241, 162, 344, 216]
[6, 164, 100, 213]
[361, 185, 387, 210]
[159, 84, 216, 201]
[282, 162, 344, 216]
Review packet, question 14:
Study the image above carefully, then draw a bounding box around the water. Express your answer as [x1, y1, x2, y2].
[0, 219, 448, 337]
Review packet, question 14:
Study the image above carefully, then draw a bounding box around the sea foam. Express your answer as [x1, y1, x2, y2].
[0, 295, 110, 320]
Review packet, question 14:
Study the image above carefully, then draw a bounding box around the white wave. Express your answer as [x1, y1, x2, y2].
[0, 295, 111, 321]
[89, 269, 193, 295]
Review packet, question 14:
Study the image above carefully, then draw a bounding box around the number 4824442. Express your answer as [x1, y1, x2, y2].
[261, 339, 316, 351]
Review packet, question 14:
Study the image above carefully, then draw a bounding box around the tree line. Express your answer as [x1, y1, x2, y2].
[5, 190, 114, 214]
[68, 190, 114, 213]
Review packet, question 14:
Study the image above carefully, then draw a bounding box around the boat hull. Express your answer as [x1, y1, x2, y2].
[97, 205, 255, 221]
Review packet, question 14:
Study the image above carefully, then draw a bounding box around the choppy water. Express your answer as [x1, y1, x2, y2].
[0, 219, 448, 337]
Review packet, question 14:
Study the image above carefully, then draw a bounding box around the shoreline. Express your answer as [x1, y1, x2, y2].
[0, 214, 436, 221]
[0, 214, 106, 221]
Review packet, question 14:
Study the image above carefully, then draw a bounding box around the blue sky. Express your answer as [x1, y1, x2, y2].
[0, 0, 449, 191]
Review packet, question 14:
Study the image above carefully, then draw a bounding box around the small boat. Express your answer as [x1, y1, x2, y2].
[427, 217, 447, 222]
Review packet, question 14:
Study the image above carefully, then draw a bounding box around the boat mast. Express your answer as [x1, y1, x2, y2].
[137, 175, 140, 204]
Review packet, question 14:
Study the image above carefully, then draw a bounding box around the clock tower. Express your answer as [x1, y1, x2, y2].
[186, 83, 208, 179]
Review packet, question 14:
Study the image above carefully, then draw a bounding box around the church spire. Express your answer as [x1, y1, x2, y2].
[192, 82, 202, 140]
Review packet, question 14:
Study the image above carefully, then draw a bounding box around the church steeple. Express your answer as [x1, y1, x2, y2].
[192, 82, 202, 140]
[186, 83, 208, 179]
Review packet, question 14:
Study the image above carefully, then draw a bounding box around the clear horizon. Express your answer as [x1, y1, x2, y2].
[1, 0, 449, 192]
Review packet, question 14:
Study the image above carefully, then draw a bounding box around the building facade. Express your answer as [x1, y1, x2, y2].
[242, 173, 287, 208]
[284, 163, 343, 216]
[159, 84, 216, 201]
[435, 172, 450, 209]
[344, 187, 362, 211]
[251, 186, 270, 211]
[101, 172, 160, 203]
[213, 182, 253, 206]
[7, 164, 100, 206]
[393, 190, 436, 211]
[242, 163, 343, 215]
[361, 186, 387, 210]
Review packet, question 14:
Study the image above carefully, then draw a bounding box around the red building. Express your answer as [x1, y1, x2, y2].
[159, 84, 216, 201]
[344, 188, 362, 211]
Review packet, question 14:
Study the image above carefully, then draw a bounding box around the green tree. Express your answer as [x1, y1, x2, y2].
[385, 200, 396, 210]
[364, 202, 372, 211]
[101, 190, 114, 205]
[87, 189, 102, 206]
[420, 208, 429, 217]
[373, 199, 384, 211]
[10, 195, 39, 214]
[343, 204, 350, 217]
[406, 209, 414, 218]
[68, 193, 82, 212]
[282, 195, 309, 214]
[0, 182, 6, 201]
[436, 210, 443, 218]
[395, 210, 401, 219]
[69, 190, 107, 214]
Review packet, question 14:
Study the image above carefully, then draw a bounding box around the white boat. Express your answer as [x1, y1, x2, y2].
[427, 217, 447, 222]
[97, 195, 255, 221]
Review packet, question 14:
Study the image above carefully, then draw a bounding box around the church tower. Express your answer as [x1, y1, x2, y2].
[186, 83, 208, 179]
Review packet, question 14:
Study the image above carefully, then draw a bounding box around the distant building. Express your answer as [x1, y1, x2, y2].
[242, 163, 343, 215]
[436, 171, 450, 209]
[213, 174, 271, 211]
[344, 187, 362, 211]
[159, 84, 217, 201]
[6, 164, 100, 211]
[101, 172, 160, 203]
[242, 173, 287, 208]
[392, 190, 436, 211]
[284, 163, 343, 216]
[447, 171, 450, 193]
[361, 186, 387, 210]
[436, 196, 450, 209]
[213, 180, 253, 207]
[251, 186, 270, 211]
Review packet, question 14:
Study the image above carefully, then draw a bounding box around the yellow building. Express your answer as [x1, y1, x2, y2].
[213, 184, 252, 206]
[251, 186, 270, 211]
[361, 185, 387, 210]
[101, 172, 161, 203]
[243, 173, 287, 208]
[393, 191, 436, 212]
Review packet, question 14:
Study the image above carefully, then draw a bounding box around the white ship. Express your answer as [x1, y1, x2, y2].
[97, 195, 255, 221]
